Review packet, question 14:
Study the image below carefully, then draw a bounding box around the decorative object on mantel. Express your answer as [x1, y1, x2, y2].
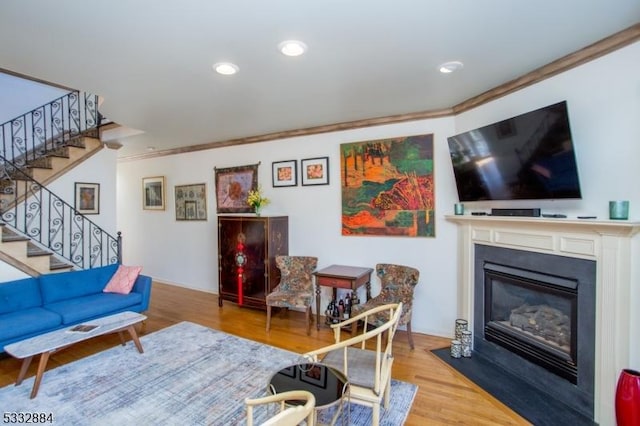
[454, 318, 468, 340]
[340, 133, 435, 237]
[214, 163, 259, 213]
[609, 200, 630, 220]
[247, 185, 270, 216]
[615, 368, 640, 426]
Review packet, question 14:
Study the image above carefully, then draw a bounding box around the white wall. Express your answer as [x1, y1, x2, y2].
[0, 73, 69, 122]
[117, 116, 459, 337]
[123, 41, 638, 340]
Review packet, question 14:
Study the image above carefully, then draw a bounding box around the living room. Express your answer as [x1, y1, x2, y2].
[1, 3, 639, 425]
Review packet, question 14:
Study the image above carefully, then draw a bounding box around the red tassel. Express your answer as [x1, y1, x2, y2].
[236, 240, 245, 306]
[237, 266, 243, 306]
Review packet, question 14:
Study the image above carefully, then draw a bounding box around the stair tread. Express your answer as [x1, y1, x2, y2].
[2, 233, 29, 242]
[49, 258, 74, 271]
[27, 243, 52, 257]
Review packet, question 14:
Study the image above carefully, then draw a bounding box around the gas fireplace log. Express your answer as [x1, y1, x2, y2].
[509, 304, 570, 347]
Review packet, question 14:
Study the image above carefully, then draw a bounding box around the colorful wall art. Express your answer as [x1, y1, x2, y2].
[340, 133, 435, 237]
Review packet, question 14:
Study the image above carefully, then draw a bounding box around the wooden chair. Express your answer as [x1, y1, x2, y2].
[351, 263, 419, 349]
[303, 303, 402, 426]
[265, 256, 318, 335]
[245, 390, 316, 426]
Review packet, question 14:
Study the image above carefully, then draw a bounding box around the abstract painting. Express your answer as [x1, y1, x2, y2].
[340, 133, 435, 237]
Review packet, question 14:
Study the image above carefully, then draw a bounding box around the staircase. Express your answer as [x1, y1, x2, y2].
[0, 89, 121, 275]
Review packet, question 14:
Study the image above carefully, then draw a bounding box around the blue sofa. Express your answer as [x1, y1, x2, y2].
[0, 263, 152, 352]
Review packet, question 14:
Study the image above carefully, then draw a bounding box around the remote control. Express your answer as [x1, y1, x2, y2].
[577, 216, 597, 219]
[542, 214, 567, 218]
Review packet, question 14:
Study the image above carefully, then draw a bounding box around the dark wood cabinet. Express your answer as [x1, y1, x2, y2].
[217, 215, 288, 309]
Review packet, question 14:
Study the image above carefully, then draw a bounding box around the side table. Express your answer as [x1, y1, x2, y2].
[314, 264, 373, 331]
[268, 363, 349, 426]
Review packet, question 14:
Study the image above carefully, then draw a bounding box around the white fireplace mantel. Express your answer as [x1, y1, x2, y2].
[447, 215, 640, 425]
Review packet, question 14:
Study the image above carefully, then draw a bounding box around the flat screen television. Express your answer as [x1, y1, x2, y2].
[447, 101, 582, 202]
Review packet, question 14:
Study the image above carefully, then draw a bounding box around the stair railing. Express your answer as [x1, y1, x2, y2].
[0, 155, 121, 270]
[0, 91, 100, 168]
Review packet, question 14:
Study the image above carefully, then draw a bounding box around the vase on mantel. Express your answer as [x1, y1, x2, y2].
[616, 368, 640, 426]
[254, 206, 262, 217]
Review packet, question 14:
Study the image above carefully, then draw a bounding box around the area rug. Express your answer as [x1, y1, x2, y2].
[0, 322, 417, 425]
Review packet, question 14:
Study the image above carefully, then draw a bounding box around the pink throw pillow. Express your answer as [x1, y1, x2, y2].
[103, 265, 142, 294]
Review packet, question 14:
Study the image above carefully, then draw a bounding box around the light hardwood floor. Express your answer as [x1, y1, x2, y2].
[0, 282, 531, 425]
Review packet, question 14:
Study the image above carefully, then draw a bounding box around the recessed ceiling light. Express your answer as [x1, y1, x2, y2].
[146, 146, 155, 151]
[213, 62, 239, 75]
[439, 61, 464, 74]
[278, 40, 307, 57]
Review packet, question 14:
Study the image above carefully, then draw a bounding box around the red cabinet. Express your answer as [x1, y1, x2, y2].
[217, 215, 288, 309]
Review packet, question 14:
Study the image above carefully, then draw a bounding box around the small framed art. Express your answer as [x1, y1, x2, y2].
[301, 157, 329, 186]
[214, 163, 259, 213]
[272, 160, 297, 187]
[74, 182, 100, 215]
[175, 183, 207, 221]
[142, 176, 166, 210]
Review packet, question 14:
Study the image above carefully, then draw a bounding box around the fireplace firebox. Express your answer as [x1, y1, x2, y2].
[484, 262, 578, 383]
[473, 244, 596, 419]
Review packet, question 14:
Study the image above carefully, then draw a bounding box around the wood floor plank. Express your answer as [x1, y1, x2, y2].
[0, 281, 531, 425]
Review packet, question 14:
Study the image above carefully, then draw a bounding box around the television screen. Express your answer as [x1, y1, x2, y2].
[447, 101, 582, 202]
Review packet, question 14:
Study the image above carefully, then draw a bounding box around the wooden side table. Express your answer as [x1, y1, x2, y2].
[314, 264, 373, 330]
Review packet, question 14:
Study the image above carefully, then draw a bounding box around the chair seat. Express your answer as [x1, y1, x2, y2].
[322, 346, 378, 390]
[351, 298, 394, 327]
[265, 290, 313, 308]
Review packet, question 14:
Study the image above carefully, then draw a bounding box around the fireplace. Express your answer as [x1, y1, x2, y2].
[449, 215, 639, 424]
[483, 262, 578, 383]
[474, 244, 596, 419]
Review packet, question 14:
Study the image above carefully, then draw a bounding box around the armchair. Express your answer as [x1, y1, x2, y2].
[245, 390, 316, 426]
[265, 256, 318, 335]
[350, 263, 419, 349]
[303, 303, 402, 426]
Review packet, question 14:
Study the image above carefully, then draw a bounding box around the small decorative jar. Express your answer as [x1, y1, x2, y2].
[455, 319, 468, 341]
[461, 330, 472, 358]
[450, 340, 462, 358]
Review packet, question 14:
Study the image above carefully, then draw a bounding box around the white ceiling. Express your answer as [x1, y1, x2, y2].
[1, 1, 639, 158]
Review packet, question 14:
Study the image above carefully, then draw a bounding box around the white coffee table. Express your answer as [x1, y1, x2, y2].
[4, 311, 147, 398]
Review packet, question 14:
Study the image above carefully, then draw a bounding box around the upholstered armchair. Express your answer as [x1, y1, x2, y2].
[303, 303, 402, 426]
[350, 263, 419, 349]
[245, 390, 316, 426]
[265, 256, 318, 335]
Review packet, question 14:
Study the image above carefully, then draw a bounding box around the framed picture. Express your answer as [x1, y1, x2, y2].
[299, 363, 327, 388]
[175, 183, 207, 221]
[142, 176, 166, 210]
[340, 133, 435, 237]
[214, 163, 259, 213]
[272, 160, 297, 187]
[74, 182, 100, 214]
[301, 157, 329, 186]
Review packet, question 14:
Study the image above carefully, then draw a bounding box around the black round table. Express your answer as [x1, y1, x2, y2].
[268, 363, 349, 424]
